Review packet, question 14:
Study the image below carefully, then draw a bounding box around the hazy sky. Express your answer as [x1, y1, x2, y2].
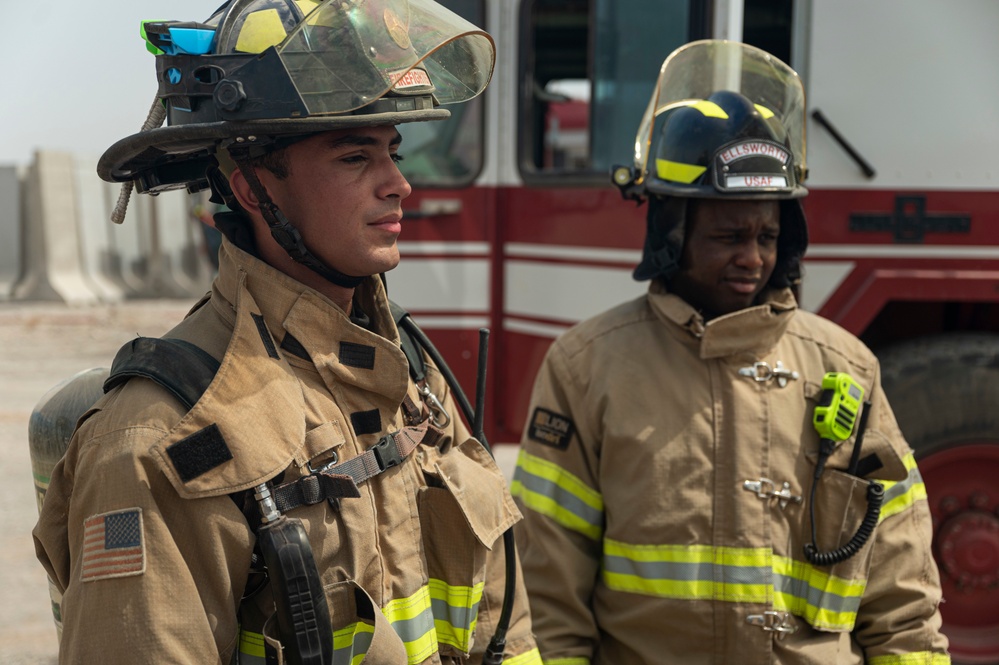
[0, 0, 212, 167]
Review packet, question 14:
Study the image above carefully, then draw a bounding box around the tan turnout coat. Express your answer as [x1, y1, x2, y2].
[35, 240, 540, 665]
[512, 281, 949, 665]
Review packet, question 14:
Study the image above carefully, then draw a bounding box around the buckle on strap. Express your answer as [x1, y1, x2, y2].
[372, 434, 404, 471]
[747, 611, 798, 638]
[271, 471, 361, 513]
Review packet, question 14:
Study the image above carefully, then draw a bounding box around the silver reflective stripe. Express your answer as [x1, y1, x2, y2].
[773, 569, 863, 617]
[602, 555, 770, 588]
[601, 541, 867, 631]
[513, 467, 603, 528]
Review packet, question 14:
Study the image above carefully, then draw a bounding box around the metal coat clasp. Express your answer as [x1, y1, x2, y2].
[743, 477, 803, 510]
[738, 360, 800, 387]
[747, 611, 798, 638]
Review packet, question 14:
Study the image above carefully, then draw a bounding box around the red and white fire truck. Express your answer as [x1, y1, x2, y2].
[387, 0, 999, 660]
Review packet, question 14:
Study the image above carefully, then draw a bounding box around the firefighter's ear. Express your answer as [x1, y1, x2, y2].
[228, 168, 262, 216]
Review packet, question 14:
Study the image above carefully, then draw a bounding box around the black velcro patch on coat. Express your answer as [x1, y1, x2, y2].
[527, 407, 575, 450]
[339, 342, 376, 369]
[166, 424, 233, 482]
[251, 313, 280, 359]
[350, 409, 382, 436]
[280, 332, 311, 361]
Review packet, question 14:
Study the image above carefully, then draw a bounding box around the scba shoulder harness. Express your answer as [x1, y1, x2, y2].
[102, 302, 442, 514]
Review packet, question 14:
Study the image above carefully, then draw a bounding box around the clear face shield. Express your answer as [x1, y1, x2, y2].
[209, 0, 495, 116]
[622, 40, 806, 193]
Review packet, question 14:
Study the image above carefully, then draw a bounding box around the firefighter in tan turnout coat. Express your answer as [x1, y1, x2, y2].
[33, 1, 540, 663]
[511, 41, 950, 665]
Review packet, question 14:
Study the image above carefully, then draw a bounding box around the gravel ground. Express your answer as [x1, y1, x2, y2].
[0, 298, 519, 662]
[0, 299, 194, 663]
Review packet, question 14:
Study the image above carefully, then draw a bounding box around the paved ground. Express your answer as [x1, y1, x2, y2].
[0, 298, 519, 662]
[0, 299, 197, 663]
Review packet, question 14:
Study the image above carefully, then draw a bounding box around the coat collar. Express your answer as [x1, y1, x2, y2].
[154, 240, 410, 498]
[647, 280, 798, 359]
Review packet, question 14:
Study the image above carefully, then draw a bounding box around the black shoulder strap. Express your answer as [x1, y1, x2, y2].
[103, 337, 221, 411]
[389, 300, 427, 384]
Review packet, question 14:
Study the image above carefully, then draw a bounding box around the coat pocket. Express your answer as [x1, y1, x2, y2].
[783, 468, 879, 633]
[418, 437, 521, 657]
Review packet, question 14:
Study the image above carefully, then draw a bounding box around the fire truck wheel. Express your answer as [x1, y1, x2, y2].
[878, 332, 999, 665]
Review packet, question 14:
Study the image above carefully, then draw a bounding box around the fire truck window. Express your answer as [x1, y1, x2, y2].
[396, 0, 485, 187]
[540, 79, 590, 169]
[590, 0, 689, 174]
[521, 0, 693, 180]
[743, 0, 794, 66]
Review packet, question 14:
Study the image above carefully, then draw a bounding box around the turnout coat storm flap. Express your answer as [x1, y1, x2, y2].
[512, 281, 950, 665]
[34, 240, 540, 665]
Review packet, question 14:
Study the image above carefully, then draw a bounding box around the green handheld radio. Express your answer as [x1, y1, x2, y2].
[805, 372, 883, 567]
[813, 372, 864, 442]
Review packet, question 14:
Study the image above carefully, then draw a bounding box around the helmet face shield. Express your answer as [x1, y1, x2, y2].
[624, 40, 806, 199]
[99, 0, 494, 191]
[221, 0, 495, 115]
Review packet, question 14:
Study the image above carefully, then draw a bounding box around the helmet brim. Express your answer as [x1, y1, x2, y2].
[98, 108, 450, 185]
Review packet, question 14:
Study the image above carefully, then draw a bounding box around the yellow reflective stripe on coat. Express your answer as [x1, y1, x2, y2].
[237, 579, 482, 665]
[428, 578, 484, 653]
[868, 652, 951, 665]
[511, 450, 604, 541]
[879, 453, 929, 522]
[602, 540, 868, 631]
[771, 555, 866, 631]
[504, 647, 545, 664]
[543, 657, 590, 665]
[238, 630, 266, 663]
[333, 622, 374, 665]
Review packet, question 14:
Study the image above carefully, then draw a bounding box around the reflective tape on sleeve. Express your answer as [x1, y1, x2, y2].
[878, 453, 929, 522]
[511, 450, 604, 541]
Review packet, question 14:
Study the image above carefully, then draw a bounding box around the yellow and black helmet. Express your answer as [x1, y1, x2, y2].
[613, 39, 807, 201]
[616, 41, 809, 287]
[98, 0, 495, 193]
[649, 89, 805, 199]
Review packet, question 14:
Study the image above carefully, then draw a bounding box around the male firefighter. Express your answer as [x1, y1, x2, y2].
[33, 1, 540, 663]
[511, 40, 950, 664]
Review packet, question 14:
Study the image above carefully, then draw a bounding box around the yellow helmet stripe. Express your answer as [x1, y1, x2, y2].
[656, 158, 707, 184]
[235, 8, 289, 54]
[754, 104, 776, 119]
[689, 100, 729, 119]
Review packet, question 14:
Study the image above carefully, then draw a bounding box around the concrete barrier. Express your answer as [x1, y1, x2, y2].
[74, 156, 124, 303]
[12, 151, 99, 304]
[0, 165, 22, 300]
[150, 190, 213, 298]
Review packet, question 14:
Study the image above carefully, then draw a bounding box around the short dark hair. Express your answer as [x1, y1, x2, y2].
[250, 148, 291, 180]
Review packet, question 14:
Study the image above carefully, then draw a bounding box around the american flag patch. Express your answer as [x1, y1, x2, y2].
[81, 508, 145, 582]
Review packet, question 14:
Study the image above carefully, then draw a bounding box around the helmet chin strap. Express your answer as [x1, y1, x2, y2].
[230, 152, 365, 289]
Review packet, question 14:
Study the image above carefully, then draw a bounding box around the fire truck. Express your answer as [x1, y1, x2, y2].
[385, 0, 999, 661]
